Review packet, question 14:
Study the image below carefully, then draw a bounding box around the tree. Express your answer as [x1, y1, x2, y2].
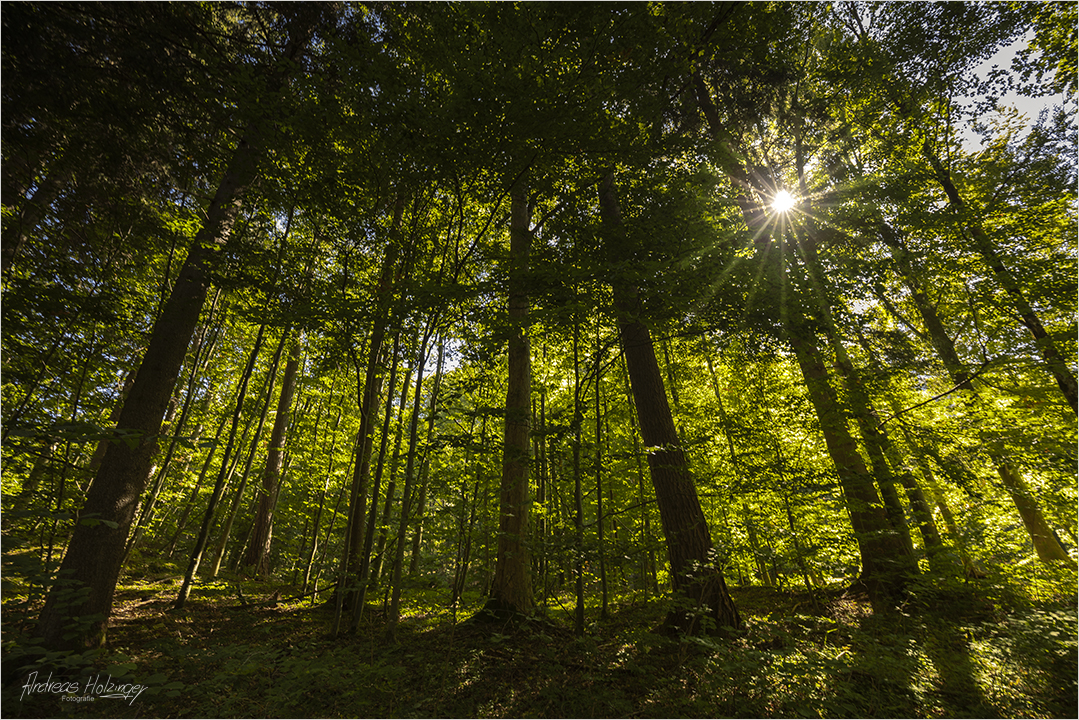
[242, 332, 303, 576]
[33, 6, 323, 650]
[599, 172, 741, 635]
[481, 178, 534, 619]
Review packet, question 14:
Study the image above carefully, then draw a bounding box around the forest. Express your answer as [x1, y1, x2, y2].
[1, 2, 1076, 718]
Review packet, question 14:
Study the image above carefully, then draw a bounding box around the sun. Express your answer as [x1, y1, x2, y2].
[772, 190, 796, 212]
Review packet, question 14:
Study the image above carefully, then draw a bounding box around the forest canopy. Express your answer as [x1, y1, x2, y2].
[1, 2, 1076, 718]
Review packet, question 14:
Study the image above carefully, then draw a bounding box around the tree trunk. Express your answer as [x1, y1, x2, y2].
[342, 197, 406, 623]
[387, 322, 436, 635]
[303, 407, 343, 595]
[34, 14, 317, 649]
[408, 342, 445, 577]
[622, 351, 659, 594]
[572, 313, 586, 636]
[744, 504, 771, 586]
[482, 179, 534, 619]
[164, 408, 229, 559]
[879, 219, 1068, 566]
[369, 351, 415, 590]
[243, 332, 303, 576]
[595, 331, 609, 619]
[996, 462, 1071, 563]
[793, 226, 918, 559]
[211, 327, 288, 578]
[125, 291, 222, 563]
[6, 440, 58, 529]
[355, 331, 403, 609]
[786, 327, 914, 609]
[599, 172, 740, 634]
[174, 322, 268, 609]
[695, 74, 914, 608]
[922, 142, 1077, 413]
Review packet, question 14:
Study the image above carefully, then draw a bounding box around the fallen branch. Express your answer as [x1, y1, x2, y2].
[280, 581, 338, 605]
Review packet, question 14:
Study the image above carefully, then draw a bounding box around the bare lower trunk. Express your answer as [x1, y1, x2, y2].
[880, 220, 1068, 567]
[37, 138, 260, 649]
[484, 180, 533, 619]
[787, 327, 915, 611]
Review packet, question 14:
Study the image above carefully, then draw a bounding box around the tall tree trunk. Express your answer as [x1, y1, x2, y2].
[536, 390, 549, 606]
[164, 408, 230, 559]
[35, 14, 318, 649]
[793, 230, 918, 558]
[408, 342, 445, 576]
[342, 197, 407, 626]
[572, 311, 586, 636]
[387, 322, 436, 635]
[599, 172, 740, 634]
[922, 142, 1077, 413]
[369, 350, 415, 590]
[243, 331, 303, 575]
[622, 351, 659, 594]
[695, 74, 914, 608]
[996, 462, 1071, 563]
[595, 330, 609, 619]
[879, 218, 1068, 565]
[125, 290, 223, 562]
[847, 321, 949, 568]
[6, 440, 58, 530]
[211, 327, 288, 578]
[303, 407, 343, 595]
[452, 412, 485, 610]
[786, 326, 914, 609]
[174, 322, 268, 609]
[743, 504, 772, 586]
[482, 179, 534, 619]
[355, 331, 403, 610]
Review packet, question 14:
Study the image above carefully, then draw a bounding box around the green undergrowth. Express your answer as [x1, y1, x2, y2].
[2, 564, 1075, 718]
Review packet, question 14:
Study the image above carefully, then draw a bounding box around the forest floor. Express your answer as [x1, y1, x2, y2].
[2, 562, 1076, 719]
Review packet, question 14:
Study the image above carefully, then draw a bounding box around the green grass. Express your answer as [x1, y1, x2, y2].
[2, 564, 1075, 718]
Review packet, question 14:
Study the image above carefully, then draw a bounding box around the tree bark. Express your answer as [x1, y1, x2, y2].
[164, 408, 229, 559]
[355, 332, 403, 609]
[483, 179, 534, 619]
[879, 218, 1068, 566]
[125, 291, 223, 563]
[386, 321, 436, 635]
[792, 230, 918, 559]
[572, 313, 586, 636]
[302, 406, 343, 596]
[694, 74, 914, 608]
[342, 197, 406, 624]
[786, 326, 914, 609]
[369, 350, 415, 590]
[599, 172, 741, 634]
[996, 462, 1071, 563]
[595, 329, 609, 619]
[211, 327, 288, 578]
[243, 332, 303, 576]
[173, 322, 269, 609]
[408, 342, 445, 576]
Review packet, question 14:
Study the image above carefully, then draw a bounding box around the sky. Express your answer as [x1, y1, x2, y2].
[959, 31, 1074, 152]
